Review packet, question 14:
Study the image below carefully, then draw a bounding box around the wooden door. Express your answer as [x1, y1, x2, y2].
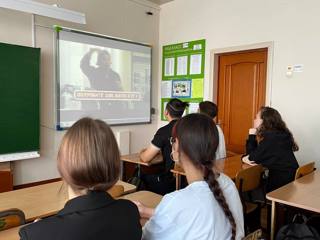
[217, 49, 267, 154]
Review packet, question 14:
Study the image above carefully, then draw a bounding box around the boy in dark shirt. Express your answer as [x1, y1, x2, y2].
[140, 98, 188, 195]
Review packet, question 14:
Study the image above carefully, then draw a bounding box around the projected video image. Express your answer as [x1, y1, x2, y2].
[58, 30, 151, 127]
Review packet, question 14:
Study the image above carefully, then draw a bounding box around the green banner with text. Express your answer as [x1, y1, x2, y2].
[161, 39, 205, 120]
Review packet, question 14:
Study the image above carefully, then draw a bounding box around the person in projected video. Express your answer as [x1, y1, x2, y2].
[81, 48, 122, 91]
[80, 48, 124, 114]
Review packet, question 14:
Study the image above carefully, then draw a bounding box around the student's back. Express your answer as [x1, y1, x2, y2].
[135, 114, 244, 240]
[199, 101, 226, 159]
[20, 191, 141, 240]
[216, 124, 226, 159]
[140, 98, 189, 195]
[19, 118, 142, 240]
[143, 173, 244, 240]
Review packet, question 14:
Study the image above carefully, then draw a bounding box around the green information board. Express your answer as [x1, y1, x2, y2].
[161, 39, 205, 120]
[0, 42, 40, 156]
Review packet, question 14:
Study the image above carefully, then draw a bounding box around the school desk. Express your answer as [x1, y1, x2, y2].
[171, 154, 252, 189]
[121, 153, 163, 181]
[0, 180, 136, 223]
[0, 225, 19, 240]
[266, 170, 320, 240]
[121, 153, 163, 166]
[0, 190, 162, 240]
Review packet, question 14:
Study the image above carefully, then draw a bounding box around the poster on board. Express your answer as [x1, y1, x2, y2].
[161, 39, 205, 120]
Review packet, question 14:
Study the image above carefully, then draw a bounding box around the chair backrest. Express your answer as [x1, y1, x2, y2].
[0, 208, 25, 231]
[107, 185, 124, 198]
[235, 164, 264, 193]
[0, 170, 13, 193]
[295, 162, 316, 180]
[243, 229, 263, 240]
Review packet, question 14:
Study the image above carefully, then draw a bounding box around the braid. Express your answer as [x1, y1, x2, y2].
[204, 165, 237, 240]
[174, 114, 236, 238]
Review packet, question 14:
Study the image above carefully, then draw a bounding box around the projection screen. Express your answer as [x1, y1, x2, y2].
[56, 28, 151, 129]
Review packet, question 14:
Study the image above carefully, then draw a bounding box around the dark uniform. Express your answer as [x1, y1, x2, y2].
[141, 120, 177, 195]
[246, 130, 299, 192]
[19, 191, 142, 240]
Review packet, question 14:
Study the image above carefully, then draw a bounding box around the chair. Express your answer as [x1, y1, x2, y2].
[295, 162, 316, 180]
[0, 170, 13, 193]
[235, 164, 265, 234]
[107, 185, 124, 198]
[0, 208, 25, 231]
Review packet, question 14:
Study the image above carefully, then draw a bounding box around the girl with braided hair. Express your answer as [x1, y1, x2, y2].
[134, 113, 244, 240]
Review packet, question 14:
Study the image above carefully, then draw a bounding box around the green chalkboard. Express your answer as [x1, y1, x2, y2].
[0, 42, 40, 155]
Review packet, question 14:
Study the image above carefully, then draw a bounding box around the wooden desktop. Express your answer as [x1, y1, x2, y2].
[0, 180, 136, 222]
[267, 171, 320, 240]
[0, 190, 162, 240]
[171, 154, 251, 189]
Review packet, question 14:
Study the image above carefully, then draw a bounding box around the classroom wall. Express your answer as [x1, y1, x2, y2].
[159, 0, 320, 167]
[0, 0, 160, 185]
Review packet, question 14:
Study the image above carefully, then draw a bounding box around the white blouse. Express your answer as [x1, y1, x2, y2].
[143, 174, 244, 240]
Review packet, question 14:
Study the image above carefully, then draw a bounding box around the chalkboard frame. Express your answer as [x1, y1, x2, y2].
[0, 42, 40, 160]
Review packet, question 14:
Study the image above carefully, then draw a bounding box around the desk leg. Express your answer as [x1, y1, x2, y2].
[137, 164, 141, 178]
[121, 161, 124, 180]
[270, 201, 276, 240]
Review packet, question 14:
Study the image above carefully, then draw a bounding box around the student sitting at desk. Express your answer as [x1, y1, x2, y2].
[135, 114, 244, 240]
[140, 98, 189, 195]
[199, 101, 226, 159]
[242, 106, 299, 192]
[19, 118, 141, 240]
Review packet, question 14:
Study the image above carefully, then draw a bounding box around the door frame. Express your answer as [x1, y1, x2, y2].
[208, 41, 274, 106]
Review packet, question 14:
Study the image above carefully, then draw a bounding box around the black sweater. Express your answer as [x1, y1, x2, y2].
[246, 131, 299, 192]
[19, 191, 142, 240]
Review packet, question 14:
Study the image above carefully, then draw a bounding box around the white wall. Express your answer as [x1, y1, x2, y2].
[3, 0, 319, 184]
[159, 0, 320, 167]
[0, 0, 160, 185]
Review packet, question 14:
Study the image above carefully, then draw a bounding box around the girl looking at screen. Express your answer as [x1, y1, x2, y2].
[19, 118, 142, 240]
[242, 106, 299, 192]
[136, 113, 244, 240]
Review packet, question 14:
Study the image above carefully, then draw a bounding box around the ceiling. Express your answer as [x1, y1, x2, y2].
[147, 0, 174, 5]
